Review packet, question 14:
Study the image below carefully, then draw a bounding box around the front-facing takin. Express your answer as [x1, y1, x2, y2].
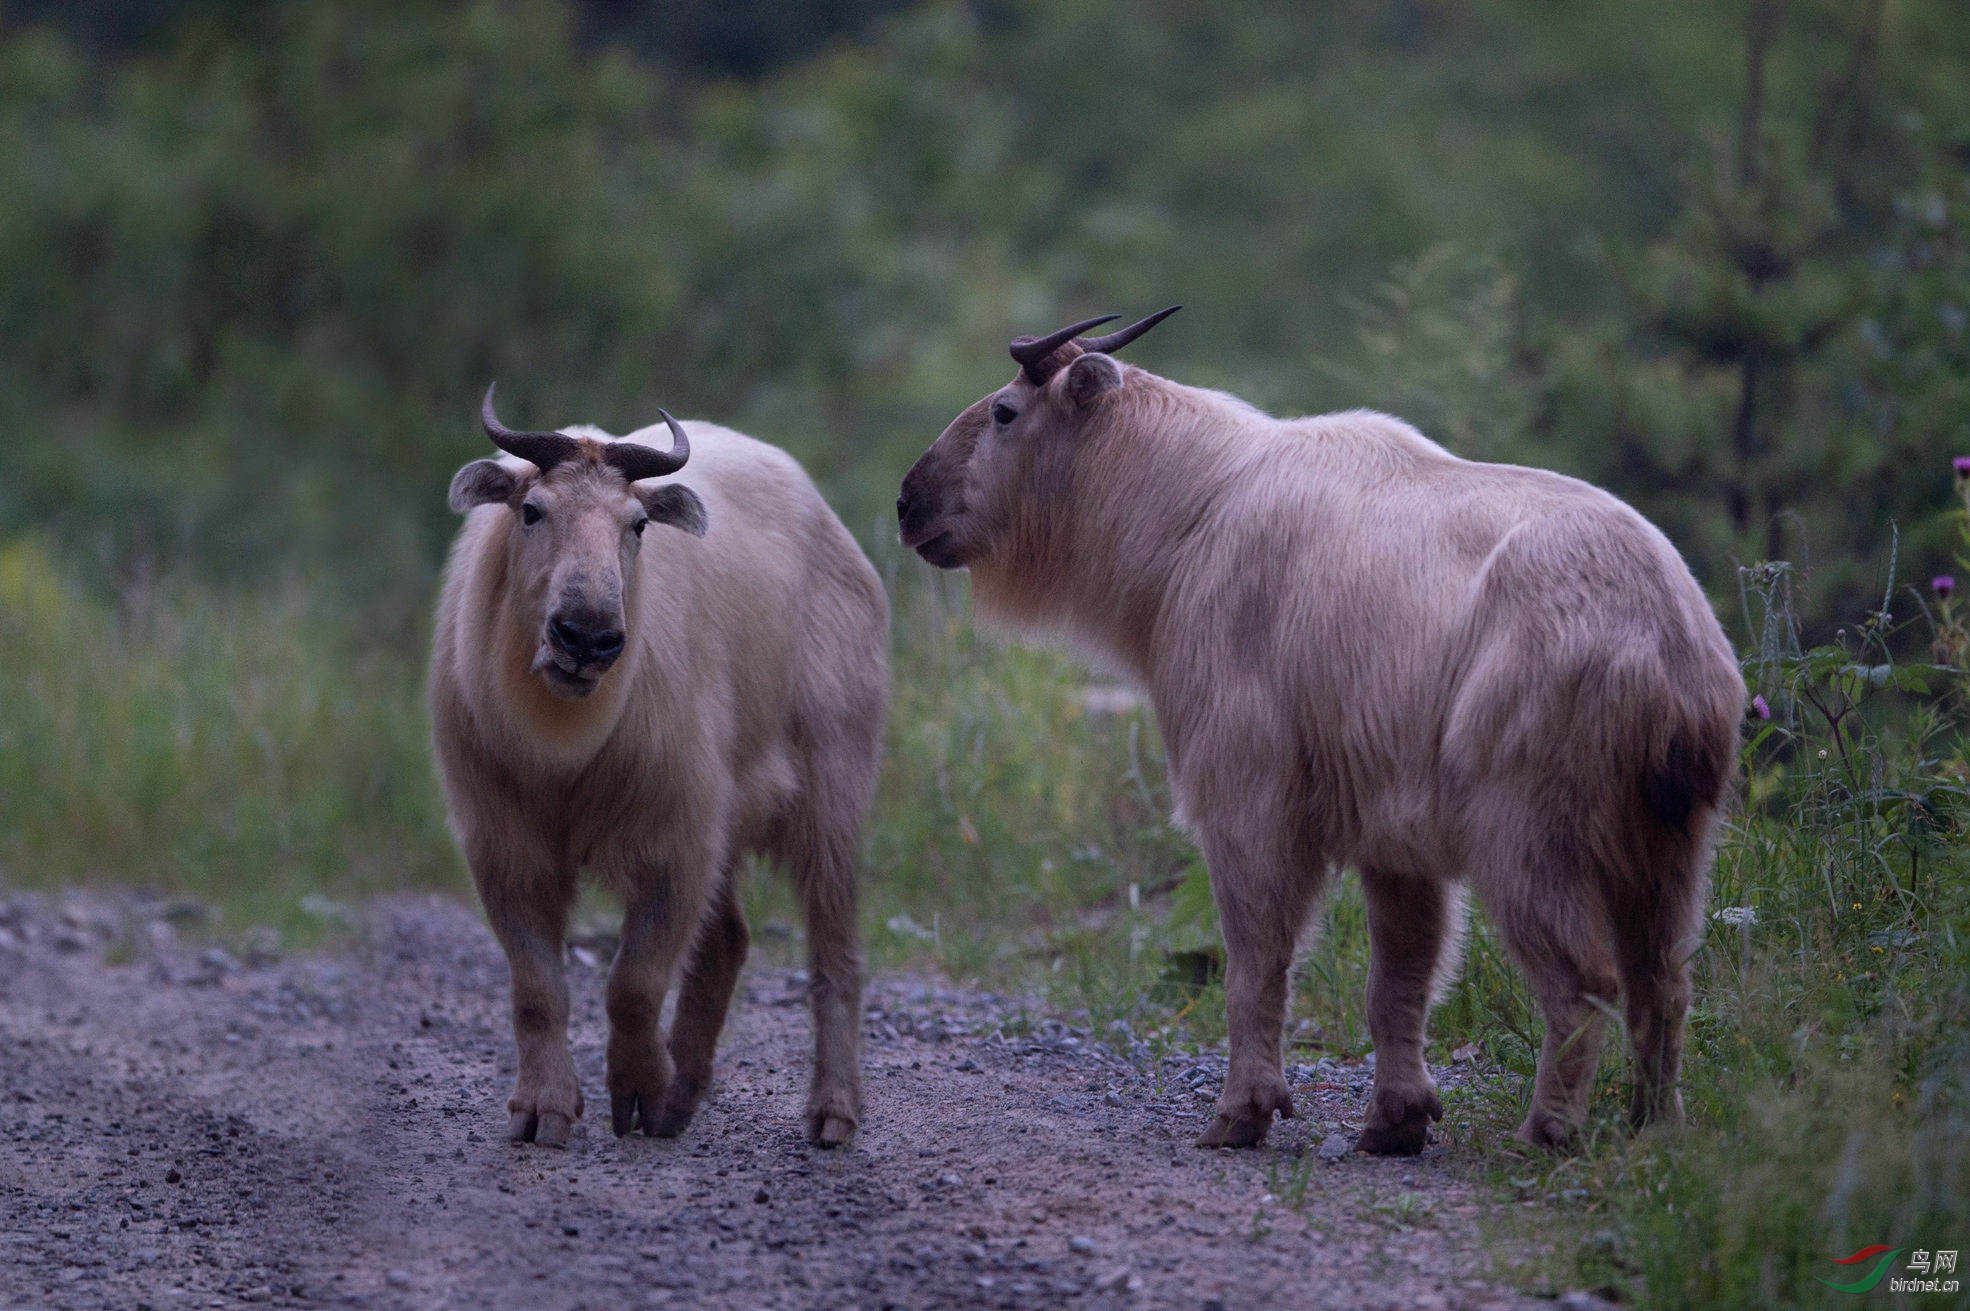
[432, 388, 888, 1148]
[898, 311, 1741, 1153]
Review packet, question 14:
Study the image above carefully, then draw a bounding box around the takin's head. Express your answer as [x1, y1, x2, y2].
[448, 385, 708, 700]
[896, 307, 1180, 574]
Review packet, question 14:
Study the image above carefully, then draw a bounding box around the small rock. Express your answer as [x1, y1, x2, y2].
[561, 1224, 579, 1237]
[937, 1172, 961, 1187]
[199, 947, 240, 975]
[384, 1270, 411, 1287]
[1317, 1134, 1351, 1160]
[1068, 1235, 1094, 1254]
[163, 1168, 181, 1184]
[1094, 1266, 1131, 1291]
[754, 1188, 770, 1204]
[1557, 1293, 1619, 1311]
[161, 899, 212, 925]
[1103, 1092, 1124, 1107]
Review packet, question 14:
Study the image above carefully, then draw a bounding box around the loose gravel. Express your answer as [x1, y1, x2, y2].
[0, 890, 1559, 1310]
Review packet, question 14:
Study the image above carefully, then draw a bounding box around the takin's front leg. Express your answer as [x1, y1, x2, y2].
[605, 868, 716, 1138]
[649, 877, 750, 1138]
[477, 868, 583, 1147]
[1355, 870, 1453, 1155]
[1193, 825, 1327, 1149]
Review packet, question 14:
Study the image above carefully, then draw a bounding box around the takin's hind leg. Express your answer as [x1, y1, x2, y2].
[1609, 869, 1701, 1133]
[1485, 871, 1620, 1150]
[649, 877, 750, 1138]
[1355, 870, 1456, 1155]
[786, 818, 865, 1149]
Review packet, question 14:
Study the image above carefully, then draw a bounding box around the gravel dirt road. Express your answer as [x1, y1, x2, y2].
[0, 891, 1565, 1311]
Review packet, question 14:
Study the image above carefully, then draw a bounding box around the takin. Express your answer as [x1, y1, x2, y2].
[896, 310, 1740, 1154]
[433, 386, 888, 1148]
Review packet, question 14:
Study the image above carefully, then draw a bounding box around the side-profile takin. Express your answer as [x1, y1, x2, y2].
[898, 311, 1740, 1153]
[432, 387, 888, 1148]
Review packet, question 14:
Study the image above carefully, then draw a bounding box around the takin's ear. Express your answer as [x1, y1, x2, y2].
[448, 459, 519, 514]
[1063, 351, 1124, 409]
[637, 483, 709, 538]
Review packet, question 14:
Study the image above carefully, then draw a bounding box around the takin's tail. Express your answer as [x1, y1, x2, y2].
[1638, 702, 1737, 834]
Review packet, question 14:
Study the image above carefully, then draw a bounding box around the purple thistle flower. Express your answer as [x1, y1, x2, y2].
[1751, 694, 1771, 721]
[1956, 456, 1970, 479]
[1935, 575, 1956, 599]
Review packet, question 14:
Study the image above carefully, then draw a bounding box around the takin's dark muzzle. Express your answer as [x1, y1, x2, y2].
[533, 603, 625, 696]
[895, 479, 966, 570]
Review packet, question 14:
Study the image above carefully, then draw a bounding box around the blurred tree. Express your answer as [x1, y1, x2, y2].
[575, 0, 916, 79]
[1541, 0, 1966, 622]
[0, 0, 1964, 628]
[4, 0, 918, 78]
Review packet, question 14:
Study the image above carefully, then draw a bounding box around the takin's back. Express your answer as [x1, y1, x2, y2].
[1154, 407, 1740, 868]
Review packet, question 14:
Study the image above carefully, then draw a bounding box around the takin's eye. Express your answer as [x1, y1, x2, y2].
[521, 502, 543, 527]
[631, 517, 649, 538]
[991, 400, 1018, 427]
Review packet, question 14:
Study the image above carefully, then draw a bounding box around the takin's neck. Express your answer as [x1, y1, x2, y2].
[969, 384, 1254, 683]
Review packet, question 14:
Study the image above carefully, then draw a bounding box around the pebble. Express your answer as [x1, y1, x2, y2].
[1557, 1293, 1618, 1311]
[385, 1270, 411, 1287]
[1068, 1235, 1094, 1254]
[1317, 1134, 1352, 1160]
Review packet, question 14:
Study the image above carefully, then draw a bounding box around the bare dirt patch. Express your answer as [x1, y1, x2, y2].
[0, 892, 1558, 1310]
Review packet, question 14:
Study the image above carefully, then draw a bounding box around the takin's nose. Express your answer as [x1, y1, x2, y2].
[895, 488, 937, 542]
[548, 613, 625, 670]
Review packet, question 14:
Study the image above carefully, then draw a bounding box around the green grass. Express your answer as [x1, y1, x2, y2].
[3, 528, 1968, 1307]
[0, 536, 458, 935]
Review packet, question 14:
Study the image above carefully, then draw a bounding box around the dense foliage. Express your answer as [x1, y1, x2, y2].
[1, 0, 1964, 613]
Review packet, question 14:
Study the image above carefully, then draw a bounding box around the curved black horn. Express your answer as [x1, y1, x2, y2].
[604, 408, 691, 481]
[1080, 305, 1181, 356]
[481, 383, 579, 471]
[1008, 314, 1119, 384]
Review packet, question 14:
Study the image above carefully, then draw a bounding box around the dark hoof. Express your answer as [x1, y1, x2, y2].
[1196, 1112, 1272, 1149]
[509, 1109, 573, 1148]
[1359, 1088, 1442, 1155]
[1514, 1110, 1577, 1151]
[809, 1114, 856, 1148]
[650, 1095, 700, 1139]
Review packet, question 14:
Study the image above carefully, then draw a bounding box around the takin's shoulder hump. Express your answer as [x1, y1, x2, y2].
[615, 420, 808, 486]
